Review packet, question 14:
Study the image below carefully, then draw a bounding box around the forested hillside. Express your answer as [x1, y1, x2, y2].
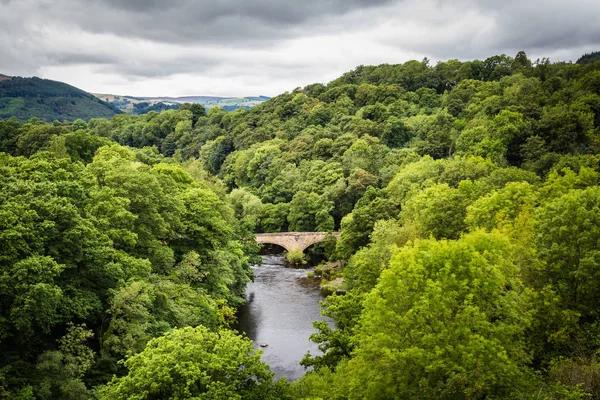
[0, 76, 120, 122]
[578, 51, 600, 64]
[2, 51, 600, 398]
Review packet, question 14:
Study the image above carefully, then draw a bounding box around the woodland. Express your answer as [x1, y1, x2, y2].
[2, 51, 600, 398]
[0, 77, 120, 122]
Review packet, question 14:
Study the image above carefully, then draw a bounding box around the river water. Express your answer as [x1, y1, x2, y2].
[235, 254, 329, 381]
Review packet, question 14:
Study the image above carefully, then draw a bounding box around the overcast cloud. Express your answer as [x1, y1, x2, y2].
[1, 0, 599, 97]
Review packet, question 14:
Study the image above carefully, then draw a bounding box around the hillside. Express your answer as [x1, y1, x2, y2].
[94, 92, 270, 114]
[577, 51, 600, 64]
[0, 76, 120, 121]
[3, 52, 600, 398]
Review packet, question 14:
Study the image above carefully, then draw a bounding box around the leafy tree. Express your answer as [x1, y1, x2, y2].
[259, 202, 290, 232]
[345, 231, 534, 400]
[337, 187, 399, 258]
[228, 188, 264, 230]
[98, 326, 291, 400]
[535, 186, 600, 319]
[35, 324, 94, 400]
[536, 104, 594, 154]
[466, 181, 537, 231]
[301, 292, 365, 370]
[178, 103, 207, 126]
[381, 116, 412, 148]
[344, 219, 417, 293]
[288, 191, 334, 232]
[401, 180, 482, 240]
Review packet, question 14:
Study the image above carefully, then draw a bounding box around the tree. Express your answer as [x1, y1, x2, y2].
[179, 103, 206, 127]
[466, 181, 536, 231]
[345, 231, 534, 400]
[228, 188, 264, 230]
[301, 292, 365, 370]
[337, 187, 399, 258]
[537, 104, 594, 154]
[98, 326, 290, 400]
[512, 51, 533, 73]
[288, 191, 334, 232]
[535, 186, 600, 319]
[401, 180, 481, 240]
[381, 116, 412, 148]
[341, 136, 387, 175]
[35, 324, 95, 400]
[344, 219, 417, 293]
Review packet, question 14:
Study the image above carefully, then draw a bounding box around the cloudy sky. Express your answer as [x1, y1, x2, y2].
[1, 0, 600, 97]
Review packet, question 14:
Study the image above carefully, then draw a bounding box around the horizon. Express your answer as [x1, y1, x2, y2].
[0, 47, 591, 99]
[89, 91, 271, 100]
[0, 72, 271, 99]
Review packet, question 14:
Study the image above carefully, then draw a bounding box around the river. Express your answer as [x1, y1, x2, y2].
[235, 254, 329, 381]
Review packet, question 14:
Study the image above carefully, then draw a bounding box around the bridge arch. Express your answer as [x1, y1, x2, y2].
[255, 232, 340, 254]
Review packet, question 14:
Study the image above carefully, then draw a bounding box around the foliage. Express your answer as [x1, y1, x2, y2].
[0, 144, 255, 397]
[286, 250, 307, 266]
[0, 77, 120, 122]
[577, 52, 600, 65]
[344, 231, 535, 399]
[98, 326, 291, 400]
[4, 51, 600, 398]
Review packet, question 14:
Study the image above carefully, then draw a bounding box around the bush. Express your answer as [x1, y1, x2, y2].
[286, 250, 307, 266]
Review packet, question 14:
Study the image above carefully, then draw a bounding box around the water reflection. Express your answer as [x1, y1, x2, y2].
[236, 254, 329, 381]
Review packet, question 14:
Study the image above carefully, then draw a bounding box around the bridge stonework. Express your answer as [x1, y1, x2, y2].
[255, 232, 340, 253]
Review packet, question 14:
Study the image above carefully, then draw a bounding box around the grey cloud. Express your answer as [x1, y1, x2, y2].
[0, 0, 400, 79]
[402, 0, 600, 61]
[48, 52, 119, 66]
[1, 0, 600, 96]
[491, 2, 600, 51]
[97, 56, 223, 78]
[95, 0, 394, 25]
[37, 0, 399, 46]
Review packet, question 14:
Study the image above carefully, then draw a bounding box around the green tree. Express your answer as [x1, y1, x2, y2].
[401, 180, 482, 240]
[35, 324, 95, 400]
[381, 116, 412, 148]
[337, 187, 399, 258]
[345, 231, 534, 399]
[535, 186, 600, 319]
[301, 292, 365, 370]
[228, 188, 264, 230]
[466, 181, 537, 231]
[344, 219, 417, 293]
[98, 326, 290, 400]
[288, 191, 334, 232]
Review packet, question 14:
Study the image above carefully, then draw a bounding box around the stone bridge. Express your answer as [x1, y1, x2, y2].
[255, 232, 340, 253]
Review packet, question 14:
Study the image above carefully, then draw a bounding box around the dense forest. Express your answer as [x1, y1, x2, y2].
[0, 77, 120, 122]
[2, 51, 600, 398]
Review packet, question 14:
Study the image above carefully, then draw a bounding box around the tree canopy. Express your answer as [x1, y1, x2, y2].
[3, 51, 600, 399]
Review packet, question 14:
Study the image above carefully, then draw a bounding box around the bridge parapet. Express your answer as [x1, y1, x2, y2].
[256, 232, 339, 237]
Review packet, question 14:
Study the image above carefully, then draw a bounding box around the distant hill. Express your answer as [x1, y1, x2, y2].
[577, 51, 600, 64]
[94, 93, 271, 114]
[0, 76, 120, 122]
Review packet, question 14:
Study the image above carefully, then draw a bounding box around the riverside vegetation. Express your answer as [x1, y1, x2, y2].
[2, 51, 600, 398]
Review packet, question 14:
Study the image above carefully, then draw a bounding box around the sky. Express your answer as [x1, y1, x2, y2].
[1, 0, 600, 97]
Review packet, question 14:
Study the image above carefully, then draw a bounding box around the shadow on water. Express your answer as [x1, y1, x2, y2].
[236, 293, 260, 345]
[246, 291, 255, 303]
[234, 252, 331, 381]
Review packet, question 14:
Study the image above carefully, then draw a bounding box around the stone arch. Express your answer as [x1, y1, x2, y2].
[255, 232, 340, 254]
